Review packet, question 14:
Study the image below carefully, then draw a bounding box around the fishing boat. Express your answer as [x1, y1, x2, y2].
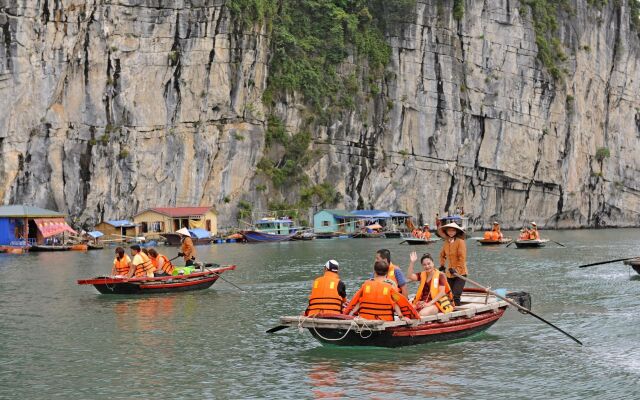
[350, 231, 384, 239]
[477, 238, 513, 246]
[29, 244, 71, 252]
[623, 258, 640, 274]
[514, 239, 549, 248]
[275, 288, 530, 347]
[241, 218, 300, 243]
[87, 243, 104, 250]
[400, 238, 440, 245]
[161, 228, 213, 245]
[77, 264, 236, 294]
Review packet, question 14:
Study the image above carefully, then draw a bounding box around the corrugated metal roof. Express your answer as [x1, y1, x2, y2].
[138, 206, 214, 218]
[106, 220, 136, 228]
[0, 205, 65, 218]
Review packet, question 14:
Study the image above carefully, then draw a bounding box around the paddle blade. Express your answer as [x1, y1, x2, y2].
[266, 325, 288, 334]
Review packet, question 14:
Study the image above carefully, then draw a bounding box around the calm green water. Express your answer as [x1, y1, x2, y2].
[1, 229, 639, 399]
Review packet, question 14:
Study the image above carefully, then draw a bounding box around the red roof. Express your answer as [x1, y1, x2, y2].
[145, 206, 214, 218]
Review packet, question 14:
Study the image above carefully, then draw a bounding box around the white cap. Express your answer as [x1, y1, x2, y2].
[176, 228, 191, 236]
[324, 260, 339, 272]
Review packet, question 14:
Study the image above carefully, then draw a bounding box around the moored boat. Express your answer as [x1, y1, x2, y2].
[241, 217, 301, 242]
[514, 239, 549, 248]
[241, 230, 295, 242]
[77, 264, 236, 294]
[87, 243, 104, 250]
[29, 244, 71, 252]
[161, 230, 213, 246]
[0, 245, 28, 254]
[275, 288, 529, 347]
[70, 243, 88, 251]
[623, 258, 640, 274]
[478, 238, 513, 246]
[350, 231, 384, 239]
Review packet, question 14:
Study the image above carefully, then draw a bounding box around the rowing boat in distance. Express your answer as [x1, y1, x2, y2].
[77, 264, 236, 294]
[477, 238, 513, 246]
[514, 239, 549, 248]
[275, 288, 530, 348]
[400, 238, 440, 245]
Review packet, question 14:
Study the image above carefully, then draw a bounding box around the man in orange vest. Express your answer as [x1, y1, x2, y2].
[345, 260, 414, 322]
[374, 249, 408, 297]
[305, 260, 347, 316]
[128, 245, 155, 278]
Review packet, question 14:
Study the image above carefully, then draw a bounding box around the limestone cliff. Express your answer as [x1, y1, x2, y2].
[0, 0, 639, 229]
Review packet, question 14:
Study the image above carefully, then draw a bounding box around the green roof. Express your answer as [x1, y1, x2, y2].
[0, 205, 66, 218]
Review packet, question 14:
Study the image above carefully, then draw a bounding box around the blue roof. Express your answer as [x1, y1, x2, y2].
[256, 219, 293, 224]
[106, 220, 136, 228]
[188, 228, 211, 239]
[87, 230, 104, 238]
[349, 210, 410, 218]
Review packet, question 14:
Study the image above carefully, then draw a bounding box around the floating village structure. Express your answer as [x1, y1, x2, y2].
[0, 205, 76, 247]
[313, 209, 411, 235]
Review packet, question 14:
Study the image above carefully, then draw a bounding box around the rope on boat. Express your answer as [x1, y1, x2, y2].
[297, 315, 374, 341]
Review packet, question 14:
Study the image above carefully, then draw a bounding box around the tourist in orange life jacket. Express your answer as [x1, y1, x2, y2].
[148, 248, 175, 276]
[111, 247, 131, 276]
[374, 249, 408, 297]
[345, 260, 412, 322]
[128, 245, 155, 278]
[437, 222, 468, 306]
[422, 223, 432, 240]
[305, 260, 347, 316]
[407, 251, 454, 316]
[529, 222, 540, 240]
[492, 221, 503, 240]
[518, 228, 529, 240]
[176, 227, 196, 266]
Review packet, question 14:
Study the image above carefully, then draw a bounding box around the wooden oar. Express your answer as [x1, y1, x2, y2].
[204, 266, 245, 291]
[550, 240, 565, 248]
[266, 325, 289, 333]
[452, 272, 583, 345]
[399, 240, 407, 244]
[506, 242, 514, 248]
[578, 257, 637, 269]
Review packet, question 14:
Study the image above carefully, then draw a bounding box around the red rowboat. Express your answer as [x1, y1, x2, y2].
[275, 288, 530, 347]
[77, 265, 236, 294]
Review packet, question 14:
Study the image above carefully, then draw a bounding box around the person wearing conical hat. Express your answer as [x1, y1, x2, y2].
[529, 222, 540, 240]
[422, 224, 432, 240]
[176, 227, 196, 266]
[437, 222, 467, 306]
[492, 221, 503, 240]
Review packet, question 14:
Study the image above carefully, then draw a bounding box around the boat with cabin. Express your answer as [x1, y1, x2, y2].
[241, 218, 301, 242]
[77, 264, 236, 294]
[274, 288, 530, 347]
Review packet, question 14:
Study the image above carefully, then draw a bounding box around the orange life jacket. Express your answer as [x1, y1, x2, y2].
[413, 270, 454, 313]
[346, 280, 396, 321]
[305, 271, 345, 316]
[483, 231, 492, 240]
[133, 251, 155, 277]
[151, 254, 174, 275]
[386, 263, 400, 288]
[423, 230, 431, 240]
[529, 230, 539, 240]
[113, 255, 130, 275]
[412, 229, 422, 239]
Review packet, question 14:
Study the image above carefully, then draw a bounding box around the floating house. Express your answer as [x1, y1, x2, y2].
[133, 206, 217, 237]
[94, 220, 138, 237]
[313, 209, 411, 234]
[0, 205, 76, 246]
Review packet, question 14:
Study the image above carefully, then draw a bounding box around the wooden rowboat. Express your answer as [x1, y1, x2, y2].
[400, 238, 440, 245]
[0, 246, 28, 254]
[276, 288, 529, 347]
[70, 243, 88, 251]
[514, 239, 549, 248]
[623, 258, 640, 275]
[477, 238, 513, 246]
[77, 264, 236, 294]
[29, 244, 71, 252]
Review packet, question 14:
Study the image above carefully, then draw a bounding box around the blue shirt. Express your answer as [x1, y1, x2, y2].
[371, 264, 407, 288]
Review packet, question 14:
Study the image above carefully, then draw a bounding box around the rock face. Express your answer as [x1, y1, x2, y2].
[0, 0, 639, 229]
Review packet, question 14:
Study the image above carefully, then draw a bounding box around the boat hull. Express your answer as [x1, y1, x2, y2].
[350, 232, 384, 239]
[382, 232, 403, 239]
[478, 238, 512, 246]
[309, 309, 505, 347]
[403, 238, 438, 245]
[514, 239, 548, 248]
[623, 258, 640, 275]
[241, 230, 294, 242]
[77, 265, 236, 294]
[29, 245, 71, 252]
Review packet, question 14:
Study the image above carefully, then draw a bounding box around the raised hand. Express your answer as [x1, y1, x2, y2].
[409, 251, 418, 263]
